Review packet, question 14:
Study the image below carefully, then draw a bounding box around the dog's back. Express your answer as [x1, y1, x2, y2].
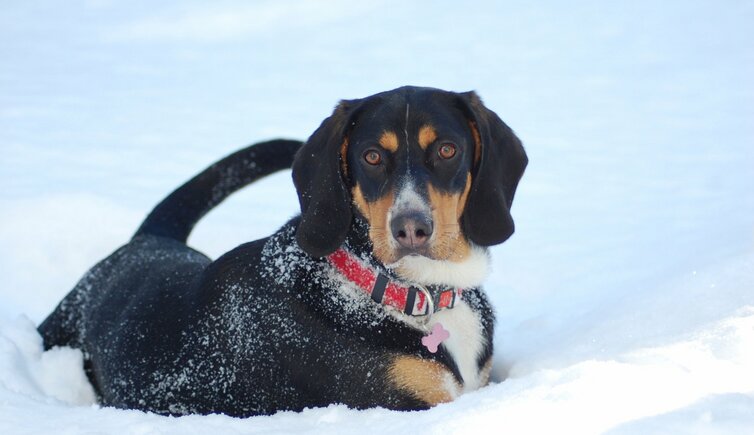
[38, 139, 301, 409]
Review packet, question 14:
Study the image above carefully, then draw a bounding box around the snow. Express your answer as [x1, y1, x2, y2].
[1, 1, 753, 433]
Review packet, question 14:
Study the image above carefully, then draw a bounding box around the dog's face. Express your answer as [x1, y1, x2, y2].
[293, 86, 527, 270]
[345, 94, 476, 265]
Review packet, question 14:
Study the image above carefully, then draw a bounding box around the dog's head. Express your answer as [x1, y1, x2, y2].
[293, 86, 527, 275]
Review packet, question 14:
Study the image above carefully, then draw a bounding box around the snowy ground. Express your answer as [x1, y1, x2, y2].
[2, 1, 753, 434]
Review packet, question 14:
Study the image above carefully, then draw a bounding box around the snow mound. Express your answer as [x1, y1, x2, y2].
[1, 304, 752, 434]
[0, 316, 96, 406]
[607, 394, 754, 435]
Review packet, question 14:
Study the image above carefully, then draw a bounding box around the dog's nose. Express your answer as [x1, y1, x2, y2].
[391, 212, 433, 250]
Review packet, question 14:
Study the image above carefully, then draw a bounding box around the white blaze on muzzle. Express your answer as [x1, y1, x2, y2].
[387, 179, 433, 247]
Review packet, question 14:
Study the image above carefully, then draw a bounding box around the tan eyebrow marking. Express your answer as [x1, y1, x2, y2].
[418, 125, 438, 150]
[379, 131, 399, 153]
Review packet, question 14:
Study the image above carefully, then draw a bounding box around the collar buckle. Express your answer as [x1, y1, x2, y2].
[414, 284, 434, 317]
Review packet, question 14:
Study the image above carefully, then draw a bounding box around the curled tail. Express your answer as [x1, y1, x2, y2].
[134, 139, 302, 243]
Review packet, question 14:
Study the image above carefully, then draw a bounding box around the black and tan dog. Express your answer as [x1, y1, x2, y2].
[39, 86, 527, 416]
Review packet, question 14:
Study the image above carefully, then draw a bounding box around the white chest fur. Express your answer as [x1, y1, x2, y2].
[390, 246, 490, 393]
[335, 276, 488, 394]
[426, 301, 486, 393]
[332, 246, 491, 396]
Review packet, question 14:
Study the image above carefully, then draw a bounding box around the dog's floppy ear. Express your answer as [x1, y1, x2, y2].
[292, 100, 360, 257]
[458, 91, 528, 246]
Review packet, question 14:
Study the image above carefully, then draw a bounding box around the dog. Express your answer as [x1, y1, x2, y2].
[39, 86, 527, 417]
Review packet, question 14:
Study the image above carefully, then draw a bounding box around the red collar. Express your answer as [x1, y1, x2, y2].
[327, 248, 462, 316]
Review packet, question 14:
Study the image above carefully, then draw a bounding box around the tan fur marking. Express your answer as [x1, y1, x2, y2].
[351, 184, 369, 217]
[352, 184, 396, 264]
[469, 121, 482, 165]
[456, 173, 473, 218]
[479, 358, 493, 387]
[426, 174, 473, 262]
[389, 356, 459, 406]
[340, 138, 349, 176]
[379, 131, 399, 153]
[418, 125, 438, 150]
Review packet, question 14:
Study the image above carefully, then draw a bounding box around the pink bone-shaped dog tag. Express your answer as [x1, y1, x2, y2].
[421, 322, 450, 353]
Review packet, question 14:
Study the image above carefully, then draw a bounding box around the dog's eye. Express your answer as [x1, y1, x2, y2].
[364, 149, 382, 166]
[438, 143, 457, 159]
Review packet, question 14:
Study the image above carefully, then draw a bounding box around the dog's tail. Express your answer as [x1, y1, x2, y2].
[134, 139, 303, 243]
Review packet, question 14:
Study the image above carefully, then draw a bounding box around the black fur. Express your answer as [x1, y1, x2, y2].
[137, 139, 302, 242]
[38, 87, 525, 417]
[292, 101, 359, 258]
[458, 92, 528, 247]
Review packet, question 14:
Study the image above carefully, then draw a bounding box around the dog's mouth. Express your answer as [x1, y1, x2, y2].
[384, 245, 490, 289]
[385, 243, 463, 269]
[386, 251, 432, 272]
[393, 247, 431, 261]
